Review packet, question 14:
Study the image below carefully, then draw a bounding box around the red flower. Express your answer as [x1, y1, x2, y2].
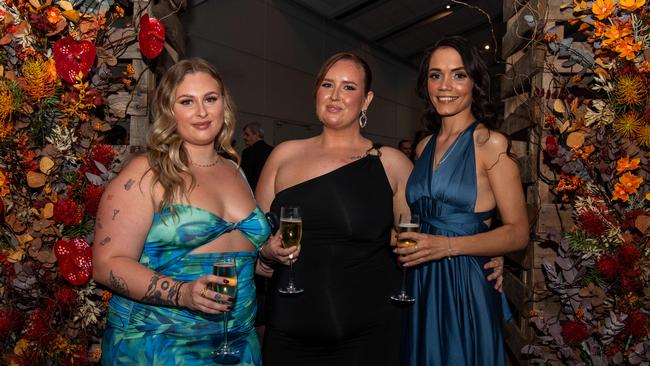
[545, 135, 559, 157]
[138, 14, 165, 59]
[627, 310, 649, 337]
[577, 211, 608, 237]
[53, 37, 96, 84]
[621, 269, 642, 293]
[83, 184, 104, 217]
[54, 238, 92, 286]
[53, 198, 84, 226]
[56, 286, 79, 307]
[0, 308, 23, 340]
[617, 243, 640, 267]
[84, 144, 115, 175]
[24, 309, 54, 347]
[562, 320, 589, 345]
[596, 255, 619, 280]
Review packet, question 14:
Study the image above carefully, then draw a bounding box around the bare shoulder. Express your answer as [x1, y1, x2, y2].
[378, 146, 411, 165]
[474, 125, 513, 169]
[378, 145, 413, 182]
[268, 138, 313, 161]
[105, 154, 151, 194]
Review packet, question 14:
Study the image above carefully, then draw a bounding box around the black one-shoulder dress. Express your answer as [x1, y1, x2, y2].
[263, 151, 402, 366]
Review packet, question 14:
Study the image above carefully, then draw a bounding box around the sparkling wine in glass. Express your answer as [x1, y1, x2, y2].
[390, 214, 419, 304]
[212, 254, 240, 364]
[278, 206, 304, 294]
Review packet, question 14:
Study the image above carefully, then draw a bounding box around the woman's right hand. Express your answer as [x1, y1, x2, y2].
[260, 232, 301, 266]
[180, 275, 233, 314]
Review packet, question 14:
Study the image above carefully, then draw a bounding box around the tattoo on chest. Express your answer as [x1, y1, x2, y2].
[124, 179, 135, 191]
[141, 273, 183, 306]
[109, 270, 129, 296]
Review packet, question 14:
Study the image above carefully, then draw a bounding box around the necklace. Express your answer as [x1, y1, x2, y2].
[190, 158, 220, 168]
[434, 134, 462, 168]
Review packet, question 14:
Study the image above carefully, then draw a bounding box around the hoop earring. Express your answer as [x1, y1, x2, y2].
[359, 110, 368, 128]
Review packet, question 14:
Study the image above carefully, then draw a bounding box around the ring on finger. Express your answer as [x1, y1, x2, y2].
[200, 286, 208, 298]
[414, 244, 418, 251]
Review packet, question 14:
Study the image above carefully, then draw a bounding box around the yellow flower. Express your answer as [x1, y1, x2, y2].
[613, 111, 642, 137]
[615, 75, 646, 106]
[619, 172, 643, 194]
[0, 80, 13, 126]
[637, 125, 650, 148]
[612, 183, 629, 201]
[646, 192, 650, 201]
[21, 58, 56, 101]
[616, 156, 641, 174]
[619, 0, 645, 11]
[592, 0, 615, 20]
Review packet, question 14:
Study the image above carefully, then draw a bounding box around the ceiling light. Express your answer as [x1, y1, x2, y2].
[484, 44, 490, 50]
[446, 4, 451, 9]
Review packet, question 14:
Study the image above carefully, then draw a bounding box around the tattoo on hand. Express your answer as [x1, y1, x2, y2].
[142, 273, 184, 306]
[99, 236, 111, 246]
[124, 179, 135, 191]
[112, 209, 120, 220]
[109, 270, 129, 296]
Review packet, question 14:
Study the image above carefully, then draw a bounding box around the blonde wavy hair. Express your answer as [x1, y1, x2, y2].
[146, 58, 238, 212]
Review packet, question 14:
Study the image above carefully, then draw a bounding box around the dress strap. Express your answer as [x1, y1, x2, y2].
[368, 143, 383, 157]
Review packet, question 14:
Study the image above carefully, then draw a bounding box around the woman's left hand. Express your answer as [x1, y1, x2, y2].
[394, 232, 449, 266]
[484, 256, 504, 292]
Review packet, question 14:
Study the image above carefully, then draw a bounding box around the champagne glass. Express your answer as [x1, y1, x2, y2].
[212, 254, 240, 364]
[278, 206, 304, 294]
[390, 214, 419, 304]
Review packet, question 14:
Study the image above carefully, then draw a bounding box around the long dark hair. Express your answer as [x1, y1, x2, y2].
[416, 36, 496, 132]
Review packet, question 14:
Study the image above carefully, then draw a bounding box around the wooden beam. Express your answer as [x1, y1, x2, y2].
[501, 46, 545, 99]
[503, 0, 530, 21]
[502, 3, 537, 59]
[501, 98, 536, 136]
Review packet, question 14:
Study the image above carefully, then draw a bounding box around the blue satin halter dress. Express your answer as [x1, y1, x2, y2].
[403, 121, 509, 366]
[101, 204, 270, 365]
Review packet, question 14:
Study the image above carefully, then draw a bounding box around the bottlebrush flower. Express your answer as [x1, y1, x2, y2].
[637, 125, 650, 148]
[53, 198, 84, 226]
[615, 74, 647, 106]
[627, 310, 649, 337]
[21, 58, 57, 101]
[617, 243, 640, 266]
[597, 255, 619, 280]
[577, 211, 608, 236]
[0, 308, 23, 340]
[562, 320, 590, 345]
[83, 184, 104, 217]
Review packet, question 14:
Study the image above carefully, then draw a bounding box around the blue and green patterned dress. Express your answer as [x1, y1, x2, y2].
[101, 204, 270, 365]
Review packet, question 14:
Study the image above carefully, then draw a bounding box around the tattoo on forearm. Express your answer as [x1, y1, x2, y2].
[109, 270, 129, 296]
[141, 273, 184, 306]
[124, 179, 135, 191]
[112, 209, 120, 220]
[96, 218, 103, 230]
[99, 236, 111, 246]
[107, 194, 114, 201]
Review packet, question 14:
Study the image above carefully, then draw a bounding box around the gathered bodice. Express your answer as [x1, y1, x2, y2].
[406, 121, 494, 236]
[140, 204, 270, 271]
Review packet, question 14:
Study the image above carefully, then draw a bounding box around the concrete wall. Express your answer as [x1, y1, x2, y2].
[182, 0, 422, 152]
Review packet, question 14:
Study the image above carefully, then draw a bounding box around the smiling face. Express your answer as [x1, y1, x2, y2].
[427, 47, 475, 122]
[315, 59, 373, 129]
[172, 71, 224, 148]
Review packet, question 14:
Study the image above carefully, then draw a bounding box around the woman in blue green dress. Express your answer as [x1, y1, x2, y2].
[92, 58, 270, 365]
[395, 36, 529, 365]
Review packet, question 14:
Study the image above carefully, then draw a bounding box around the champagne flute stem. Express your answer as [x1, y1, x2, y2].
[222, 312, 228, 349]
[400, 267, 408, 295]
[288, 258, 295, 287]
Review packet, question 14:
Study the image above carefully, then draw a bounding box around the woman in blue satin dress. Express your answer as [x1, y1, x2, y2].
[92, 58, 270, 365]
[394, 36, 529, 365]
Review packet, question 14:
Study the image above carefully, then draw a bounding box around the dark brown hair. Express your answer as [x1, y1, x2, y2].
[313, 52, 373, 100]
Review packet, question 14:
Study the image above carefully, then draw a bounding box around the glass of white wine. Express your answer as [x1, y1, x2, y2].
[278, 206, 304, 294]
[212, 254, 240, 364]
[390, 213, 419, 304]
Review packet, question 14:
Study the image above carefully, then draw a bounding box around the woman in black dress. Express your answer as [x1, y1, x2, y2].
[255, 52, 411, 365]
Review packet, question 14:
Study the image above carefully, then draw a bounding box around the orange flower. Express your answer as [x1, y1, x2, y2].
[619, 0, 645, 11]
[593, 21, 607, 37]
[639, 61, 650, 73]
[591, 0, 615, 20]
[616, 156, 641, 173]
[612, 183, 630, 201]
[114, 5, 125, 18]
[614, 37, 643, 60]
[619, 173, 643, 194]
[602, 21, 632, 46]
[44, 6, 61, 24]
